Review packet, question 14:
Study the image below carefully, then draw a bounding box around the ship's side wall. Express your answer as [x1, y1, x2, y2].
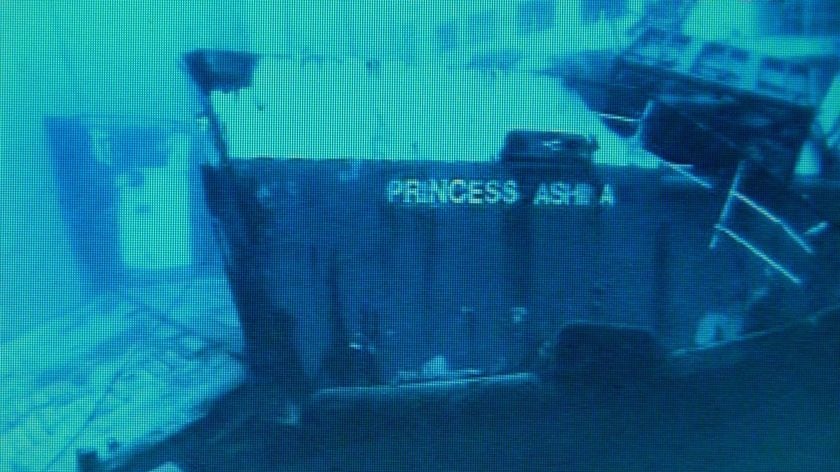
[204, 158, 794, 383]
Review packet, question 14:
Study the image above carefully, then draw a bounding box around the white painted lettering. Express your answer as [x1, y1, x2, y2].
[404, 179, 420, 204]
[430, 179, 448, 204]
[550, 182, 571, 205]
[533, 183, 551, 205]
[387, 179, 402, 203]
[449, 179, 467, 204]
[573, 183, 593, 206]
[600, 184, 616, 207]
[468, 180, 484, 204]
[417, 180, 431, 204]
[502, 180, 520, 204]
[387, 178, 609, 207]
[485, 180, 501, 204]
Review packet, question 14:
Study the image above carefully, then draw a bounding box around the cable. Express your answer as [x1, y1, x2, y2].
[40, 351, 139, 472]
[38, 270, 240, 471]
[114, 273, 244, 363]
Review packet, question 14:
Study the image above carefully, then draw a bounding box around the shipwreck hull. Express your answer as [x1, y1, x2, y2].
[200, 155, 836, 390]
[88, 309, 840, 472]
[560, 26, 838, 183]
[97, 47, 840, 472]
[300, 323, 840, 472]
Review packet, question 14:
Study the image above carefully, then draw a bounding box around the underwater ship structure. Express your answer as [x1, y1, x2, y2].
[79, 24, 840, 472]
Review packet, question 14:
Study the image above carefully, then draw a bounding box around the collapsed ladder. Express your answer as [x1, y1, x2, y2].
[632, 99, 827, 286]
[612, 22, 836, 286]
[709, 159, 827, 285]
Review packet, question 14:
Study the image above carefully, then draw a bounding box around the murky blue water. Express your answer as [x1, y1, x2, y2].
[1, 2, 839, 471]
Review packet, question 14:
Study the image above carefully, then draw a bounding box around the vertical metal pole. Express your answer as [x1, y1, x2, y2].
[710, 159, 746, 249]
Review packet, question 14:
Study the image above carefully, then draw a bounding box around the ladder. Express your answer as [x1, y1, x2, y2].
[631, 97, 826, 287]
[709, 159, 826, 285]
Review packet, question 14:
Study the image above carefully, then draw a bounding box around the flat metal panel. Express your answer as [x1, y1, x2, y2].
[204, 158, 753, 384]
